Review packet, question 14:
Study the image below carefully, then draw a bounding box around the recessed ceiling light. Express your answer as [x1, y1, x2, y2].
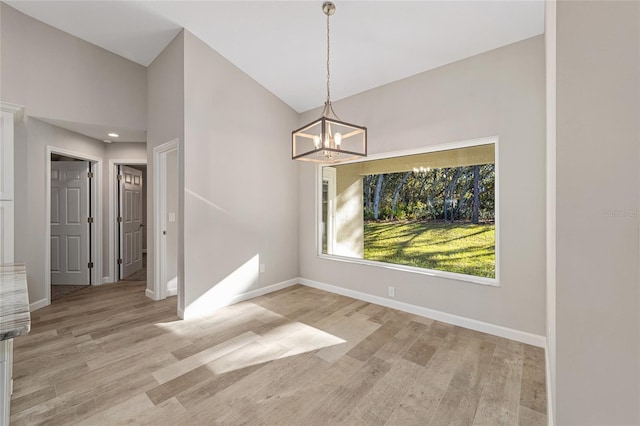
[108, 132, 119, 138]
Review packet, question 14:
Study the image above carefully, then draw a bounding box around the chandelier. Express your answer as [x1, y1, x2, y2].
[292, 1, 367, 163]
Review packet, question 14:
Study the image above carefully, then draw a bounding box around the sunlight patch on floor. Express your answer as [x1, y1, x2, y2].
[153, 302, 345, 379]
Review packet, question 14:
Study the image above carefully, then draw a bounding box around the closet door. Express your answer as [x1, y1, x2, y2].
[50, 162, 89, 285]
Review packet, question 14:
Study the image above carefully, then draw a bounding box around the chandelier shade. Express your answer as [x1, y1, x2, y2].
[291, 2, 367, 164]
[292, 114, 367, 163]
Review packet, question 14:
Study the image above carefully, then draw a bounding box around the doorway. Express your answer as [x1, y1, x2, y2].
[153, 139, 179, 301]
[47, 150, 101, 302]
[117, 165, 147, 281]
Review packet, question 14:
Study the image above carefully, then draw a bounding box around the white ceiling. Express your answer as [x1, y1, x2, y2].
[7, 1, 544, 114]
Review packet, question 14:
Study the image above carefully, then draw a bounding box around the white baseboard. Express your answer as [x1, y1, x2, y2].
[298, 278, 546, 348]
[29, 298, 48, 312]
[166, 288, 177, 297]
[145, 288, 155, 299]
[177, 307, 184, 320]
[182, 278, 298, 320]
[101, 276, 112, 285]
[545, 343, 554, 425]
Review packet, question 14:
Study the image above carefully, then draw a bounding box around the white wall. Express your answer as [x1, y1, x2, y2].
[0, 3, 146, 133]
[555, 1, 640, 424]
[146, 31, 184, 304]
[182, 31, 299, 318]
[334, 165, 364, 258]
[299, 36, 546, 337]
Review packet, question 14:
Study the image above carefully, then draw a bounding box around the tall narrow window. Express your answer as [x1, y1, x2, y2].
[320, 142, 497, 282]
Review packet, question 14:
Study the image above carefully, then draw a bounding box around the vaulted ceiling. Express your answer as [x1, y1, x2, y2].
[7, 1, 544, 113]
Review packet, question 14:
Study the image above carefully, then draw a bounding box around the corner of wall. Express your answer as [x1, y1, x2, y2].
[544, 0, 557, 423]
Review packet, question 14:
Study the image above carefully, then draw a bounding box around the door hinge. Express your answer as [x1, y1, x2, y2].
[87, 172, 94, 179]
[87, 217, 94, 224]
[117, 259, 123, 265]
[117, 174, 123, 181]
[117, 217, 123, 223]
[88, 262, 94, 269]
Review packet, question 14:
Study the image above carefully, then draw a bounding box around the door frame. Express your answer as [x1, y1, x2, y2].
[45, 146, 102, 305]
[152, 139, 180, 305]
[108, 158, 147, 283]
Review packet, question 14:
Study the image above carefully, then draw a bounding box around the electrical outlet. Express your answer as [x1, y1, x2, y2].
[388, 286, 395, 298]
[259, 264, 265, 273]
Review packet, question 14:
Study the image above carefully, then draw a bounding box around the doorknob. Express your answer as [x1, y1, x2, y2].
[163, 230, 166, 235]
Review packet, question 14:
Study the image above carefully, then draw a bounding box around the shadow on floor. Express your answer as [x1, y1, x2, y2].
[51, 285, 90, 301]
[122, 253, 147, 282]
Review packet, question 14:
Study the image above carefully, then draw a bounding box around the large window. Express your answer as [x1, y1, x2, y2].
[320, 141, 497, 283]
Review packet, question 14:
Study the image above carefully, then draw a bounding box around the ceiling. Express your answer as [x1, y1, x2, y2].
[7, 0, 544, 129]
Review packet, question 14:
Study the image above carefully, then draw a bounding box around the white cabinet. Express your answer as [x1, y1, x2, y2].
[0, 103, 21, 426]
[0, 111, 14, 201]
[0, 340, 12, 426]
[0, 202, 13, 265]
[0, 105, 19, 265]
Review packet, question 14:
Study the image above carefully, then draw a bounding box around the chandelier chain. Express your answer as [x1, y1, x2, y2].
[326, 10, 331, 104]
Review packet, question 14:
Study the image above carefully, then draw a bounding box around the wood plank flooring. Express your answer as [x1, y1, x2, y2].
[11, 281, 547, 425]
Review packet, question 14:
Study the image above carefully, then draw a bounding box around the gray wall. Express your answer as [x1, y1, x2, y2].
[298, 36, 546, 336]
[14, 118, 103, 303]
[544, 0, 557, 419]
[181, 31, 299, 317]
[555, 1, 640, 424]
[165, 149, 178, 290]
[0, 4, 146, 133]
[146, 31, 185, 306]
[13, 118, 146, 303]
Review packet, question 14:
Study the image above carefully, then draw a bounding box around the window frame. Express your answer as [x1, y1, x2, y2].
[315, 136, 500, 287]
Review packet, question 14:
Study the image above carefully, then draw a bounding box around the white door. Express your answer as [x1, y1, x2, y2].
[161, 149, 178, 297]
[51, 161, 90, 285]
[120, 166, 143, 279]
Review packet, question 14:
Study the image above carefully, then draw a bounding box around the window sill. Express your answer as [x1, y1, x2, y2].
[317, 253, 500, 287]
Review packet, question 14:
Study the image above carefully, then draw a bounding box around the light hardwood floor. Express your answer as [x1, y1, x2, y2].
[11, 281, 547, 425]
